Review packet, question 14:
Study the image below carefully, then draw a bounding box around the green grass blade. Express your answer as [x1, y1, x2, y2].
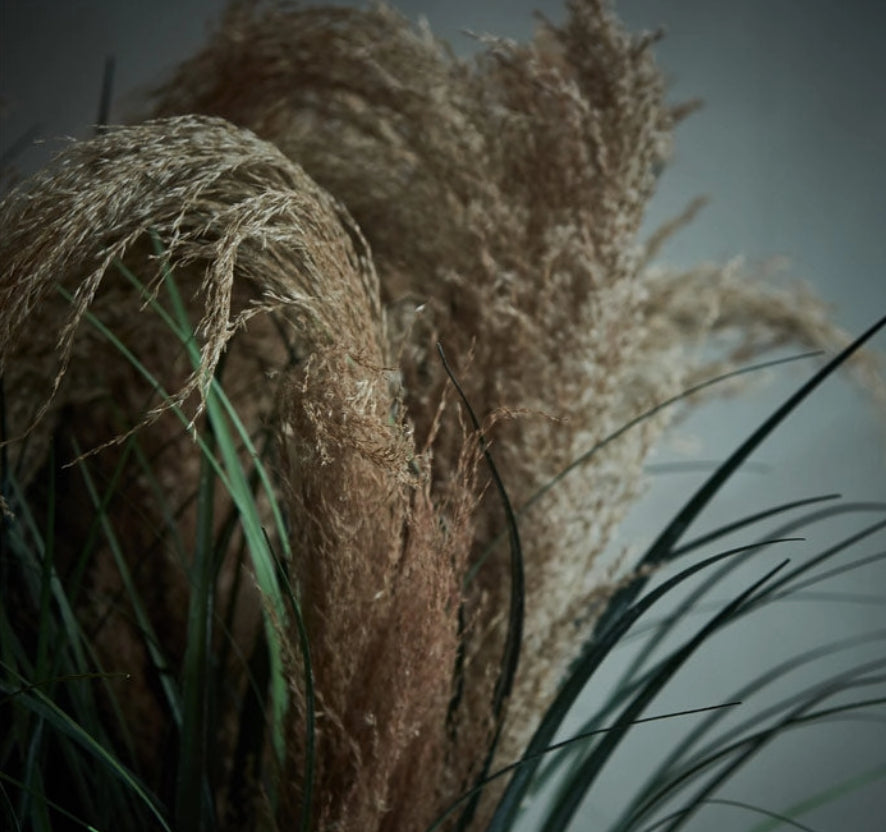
[642, 797, 821, 832]
[671, 495, 843, 559]
[1, 470, 144, 826]
[648, 315, 884, 560]
[537, 560, 791, 832]
[605, 515, 886, 830]
[616, 504, 885, 695]
[772, 547, 886, 600]
[747, 517, 886, 607]
[33, 444, 56, 690]
[175, 438, 219, 831]
[146, 249, 303, 802]
[1, 679, 171, 831]
[61, 264, 296, 772]
[437, 342, 525, 832]
[619, 505, 886, 647]
[745, 762, 886, 832]
[0, 770, 106, 832]
[484, 541, 791, 831]
[71, 440, 183, 727]
[142, 239, 315, 824]
[626, 667, 886, 831]
[426, 703, 738, 830]
[524, 351, 823, 519]
[642, 691, 886, 832]
[600, 314, 886, 635]
[613, 630, 886, 830]
[123, 428, 189, 565]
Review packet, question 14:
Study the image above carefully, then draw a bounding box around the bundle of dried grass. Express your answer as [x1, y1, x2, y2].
[150, 0, 883, 793]
[0, 112, 477, 829]
[1, 1, 882, 831]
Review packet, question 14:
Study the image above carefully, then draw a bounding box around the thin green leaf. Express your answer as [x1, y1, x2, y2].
[598, 314, 886, 640]
[617, 504, 885, 692]
[0, 672, 131, 708]
[746, 762, 886, 832]
[95, 56, 115, 130]
[175, 433, 219, 831]
[148, 244, 313, 819]
[538, 561, 791, 832]
[628, 669, 886, 832]
[485, 542, 793, 831]
[0, 769, 111, 832]
[71, 439, 182, 727]
[640, 797, 822, 832]
[426, 702, 739, 830]
[437, 342, 524, 832]
[524, 352, 823, 522]
[1, 679, 170, 831]
[498, 316, 884, 825]
[132, 241, 316, 824]
[614, 631, 886, 830]
[771, 548, 886, 601]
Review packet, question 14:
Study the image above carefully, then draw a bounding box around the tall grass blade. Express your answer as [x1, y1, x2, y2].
[486, 542, 790, 830]
[628, 668, 886, 831]
[641, 797, 821, 832]
[0, 677, 170, 831]
[0, 769, 107, 832]
[523, 351, 823, 520]
[437, 342, 525, 832]
[606, 314, 886, 622]
[614, 631, 886, 830]
[746, 762, 886, 832]
[175, 439, 219, 831]
[147, 243, 315, 822]
[537, 561, 791, 831]
[104, 242, 317, 824]
[616, 505, 885, 696]
[95, 56, 115, 129]
[426, 703, 739, 830]
[71, 439, 183, 727]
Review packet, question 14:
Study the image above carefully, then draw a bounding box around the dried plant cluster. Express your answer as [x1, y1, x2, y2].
[0, 1, 880, 831]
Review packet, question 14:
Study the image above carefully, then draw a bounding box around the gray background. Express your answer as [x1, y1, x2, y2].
[2, 2, 884, 830]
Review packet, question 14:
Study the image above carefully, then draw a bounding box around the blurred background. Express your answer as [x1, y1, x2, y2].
[2, 1, 884, 830]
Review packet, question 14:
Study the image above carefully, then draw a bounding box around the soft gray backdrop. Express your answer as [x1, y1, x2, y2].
[2, 2, 884, 830]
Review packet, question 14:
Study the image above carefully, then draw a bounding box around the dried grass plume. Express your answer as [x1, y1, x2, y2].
[1, 1, 882, 830]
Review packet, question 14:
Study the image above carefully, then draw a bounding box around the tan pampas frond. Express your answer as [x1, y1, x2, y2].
[2, 2, 883, 831]
[0, 114, 384, 464]
[0, 113, 476, 830]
